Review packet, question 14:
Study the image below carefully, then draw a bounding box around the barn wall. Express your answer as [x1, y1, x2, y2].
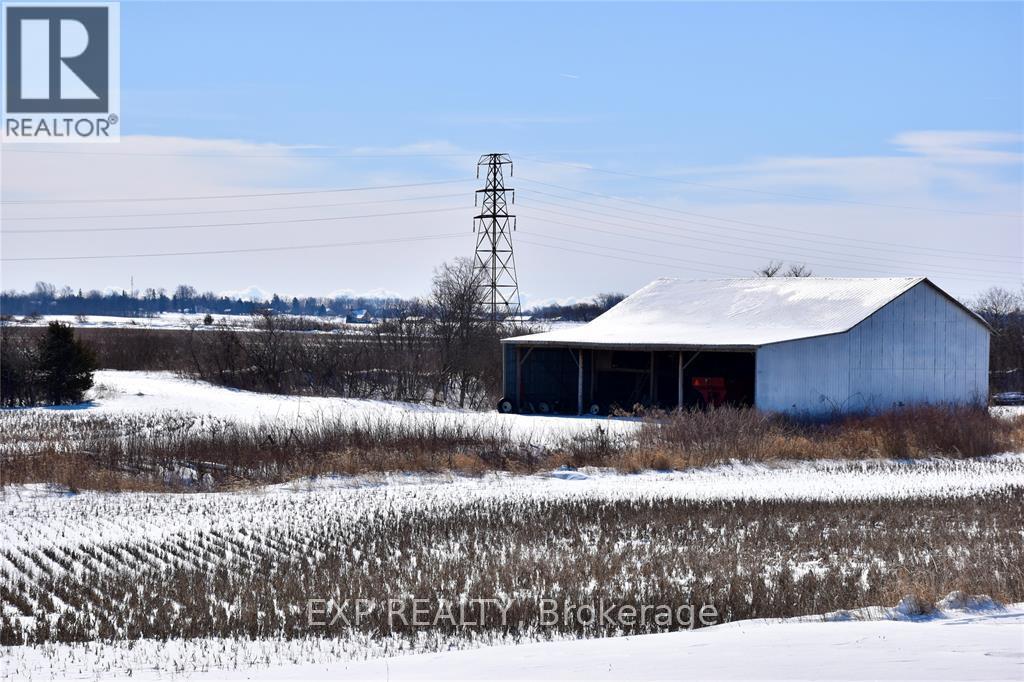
[755, 333, 851, 414]
[756, 282, 989, 415]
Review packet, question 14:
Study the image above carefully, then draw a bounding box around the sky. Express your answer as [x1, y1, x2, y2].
[1, 1, 1021, 307]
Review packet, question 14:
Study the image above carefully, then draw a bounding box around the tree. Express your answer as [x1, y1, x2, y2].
[33, 281, 57, 299]
[0, 328, 39, 407]
[36, 322, 97, 405]
[757, 261, 813, 277]
[972, 286, 1024, 393]
[430, 258, 488, 407]
[784, 263, 813, 277]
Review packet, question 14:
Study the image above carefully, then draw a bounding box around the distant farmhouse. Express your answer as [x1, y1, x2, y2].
[501, 277, 990, 416]
[346, 309, 372, 324]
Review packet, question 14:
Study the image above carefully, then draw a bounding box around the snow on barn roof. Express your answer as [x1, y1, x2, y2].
[505, 276, 941, 349]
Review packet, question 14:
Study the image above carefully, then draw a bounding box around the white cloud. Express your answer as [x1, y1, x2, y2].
[326, 287, 406, 300]
[640, 130, 1022, 211]
[218, 285, 273, 302]
[890, 130, 1023, 165]
[2, 132, 1019, 305]
[348, 140, 468, 157]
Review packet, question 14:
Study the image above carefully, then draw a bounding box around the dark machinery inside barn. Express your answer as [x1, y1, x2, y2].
[499, 348, 755, 415]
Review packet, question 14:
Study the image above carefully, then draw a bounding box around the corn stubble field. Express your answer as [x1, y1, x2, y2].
[2, 373, 1024, 677]
[2, 459, 1024, 677]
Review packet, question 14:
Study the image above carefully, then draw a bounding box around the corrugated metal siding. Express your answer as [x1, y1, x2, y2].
[756, 333, 852, 414]
[756, 282, 989, 415]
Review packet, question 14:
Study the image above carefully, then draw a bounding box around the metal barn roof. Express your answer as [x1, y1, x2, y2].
[505, 276, 951, 349]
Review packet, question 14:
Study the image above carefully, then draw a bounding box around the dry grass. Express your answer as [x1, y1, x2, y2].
[622, 405, 1024, 471]
[2, 405, 1022, 492]
[0, 413, 545, 491]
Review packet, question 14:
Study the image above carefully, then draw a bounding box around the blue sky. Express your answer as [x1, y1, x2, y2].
[120, 2, 1021, 160]
[2, 1, 1021, 303]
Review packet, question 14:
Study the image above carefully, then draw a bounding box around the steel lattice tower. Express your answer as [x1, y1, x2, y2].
[473, 153, 521, 321]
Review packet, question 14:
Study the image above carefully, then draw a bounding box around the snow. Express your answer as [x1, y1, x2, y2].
[3, 457, 1022, 567]
[5, 600, 1020, 680]
[3, 369, 642, 444]
[259, 602, 1024, 681]
[993, 405, 1024, 419]
[3, 311, 360, 329]
[504, 276, 951, 348]
[4, 371, 1022, 681]
[2, 436, 1022, 680]
[5, 312, 246, 330]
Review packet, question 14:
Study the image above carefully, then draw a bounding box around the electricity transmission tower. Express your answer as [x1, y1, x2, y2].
[473, 153, 521, 321]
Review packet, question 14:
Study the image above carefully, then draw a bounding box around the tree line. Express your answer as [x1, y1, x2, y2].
[0, 282, 411, 320]
[0, 281, 626, 322]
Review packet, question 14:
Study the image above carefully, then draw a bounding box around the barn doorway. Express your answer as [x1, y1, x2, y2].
[591, 349, 755, 412]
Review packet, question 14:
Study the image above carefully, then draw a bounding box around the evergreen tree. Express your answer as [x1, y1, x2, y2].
[36, 322, 97, 405]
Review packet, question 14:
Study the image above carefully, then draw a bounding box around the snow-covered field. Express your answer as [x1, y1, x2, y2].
[0, 370, 641, 448]
[4, 313, 584, 334]
[3, 456, 1023, 680]
[3, 371, 1023, 681]
[208, 599, 1024, 681]
[4, 313, 355, 331]
[5, 312, 260, 330]
[3, 370, 1018, 455]
[2, 597, 1020, 680]
[2, 455, 1021, 556]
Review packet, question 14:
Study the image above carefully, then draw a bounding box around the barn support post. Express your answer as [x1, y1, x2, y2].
[577, 349, 584, 415]
[677, 351, 684, 409]
[650, 352, 655, 405]
[589, 350, 596, 404]
[515, 346, 522, 405]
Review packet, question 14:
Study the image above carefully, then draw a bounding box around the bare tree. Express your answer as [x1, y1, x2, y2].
[757, 261, 812, 277]
[971, 286, 1024, 393]
[784, 263, 813, 277]
[429, 258, 487, 408]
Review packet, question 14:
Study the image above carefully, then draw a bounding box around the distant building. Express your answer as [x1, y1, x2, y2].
[501, 277, 989, 416]
[346, 309, 371, 324]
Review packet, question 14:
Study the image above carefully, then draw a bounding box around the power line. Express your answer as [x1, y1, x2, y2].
[519, 230, 738, 277]
[1, 233, 463, 262]
[518, 156, 1022, 219]
[517, 178, 1023, 264]
[516, 201, 1021, 277]
[3, 205, 467, 234]
[1, 192, 468, 221]
[520, 229, 1004, 285]
[517, 236, 739, 277]
[0, 178, 474, 205]
[518, 208, 1013, 283]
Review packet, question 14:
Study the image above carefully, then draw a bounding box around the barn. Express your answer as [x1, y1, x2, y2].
[500, 277, 990, 416]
